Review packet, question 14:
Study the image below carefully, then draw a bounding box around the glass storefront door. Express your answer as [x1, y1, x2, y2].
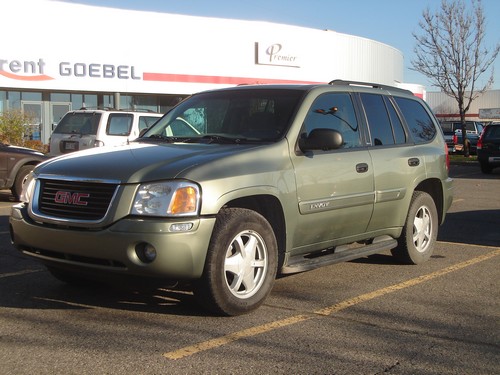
[21, 101, 42, 141]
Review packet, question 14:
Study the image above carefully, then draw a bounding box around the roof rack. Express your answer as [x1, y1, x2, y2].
[79, 106, 115, 111]
[328, 79, 412, 95]
[78, 107, 159, 113]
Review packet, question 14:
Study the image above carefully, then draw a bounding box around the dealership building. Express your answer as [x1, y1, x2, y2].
[2, 0, 426, 144]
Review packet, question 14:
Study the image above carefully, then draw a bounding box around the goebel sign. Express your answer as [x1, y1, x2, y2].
[0, 57, 140, 81]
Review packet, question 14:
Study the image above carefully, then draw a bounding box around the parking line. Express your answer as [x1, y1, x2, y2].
[0, 269, 43, 279]
[163, 248, 500, 360]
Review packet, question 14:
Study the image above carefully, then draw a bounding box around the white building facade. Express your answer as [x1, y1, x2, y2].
[427, 90, 500, 122]
[2, 0, 408, 143]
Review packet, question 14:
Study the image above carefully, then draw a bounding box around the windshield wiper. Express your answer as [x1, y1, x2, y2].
[184, 135, 249, 144]
[141, 134, 182, 143]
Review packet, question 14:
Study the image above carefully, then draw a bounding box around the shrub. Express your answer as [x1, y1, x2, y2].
[0, 109, 36, 147]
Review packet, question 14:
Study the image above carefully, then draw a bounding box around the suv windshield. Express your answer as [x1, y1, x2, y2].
[142, 89, 303, 142]
[54, 113, 101, 135]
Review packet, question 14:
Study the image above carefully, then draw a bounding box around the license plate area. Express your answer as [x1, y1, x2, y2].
[60, 140, 79, 153]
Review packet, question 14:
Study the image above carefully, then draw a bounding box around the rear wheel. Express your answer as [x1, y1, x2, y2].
[392, 191, 438, 265]
[479, 161, 492, 174]
[193, 208, 278, 316]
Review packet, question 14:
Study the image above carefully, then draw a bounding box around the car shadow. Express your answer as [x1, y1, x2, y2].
[448, 163, 500, 179]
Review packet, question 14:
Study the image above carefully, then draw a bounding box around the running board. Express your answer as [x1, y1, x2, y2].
[281, 238, 398, 274]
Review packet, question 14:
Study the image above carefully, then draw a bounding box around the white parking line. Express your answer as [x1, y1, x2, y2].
[0, 269, 44, 279]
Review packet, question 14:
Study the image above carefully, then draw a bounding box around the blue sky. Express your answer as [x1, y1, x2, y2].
[65, 0, 500, 91]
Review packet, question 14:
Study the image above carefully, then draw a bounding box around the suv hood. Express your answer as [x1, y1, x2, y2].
[38, 141, 265, 184]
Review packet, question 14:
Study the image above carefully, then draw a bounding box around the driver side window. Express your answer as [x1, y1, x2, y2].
[303, 93, 361, 148]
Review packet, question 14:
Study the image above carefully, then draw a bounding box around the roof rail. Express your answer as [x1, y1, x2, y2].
[79, 106, 116, 111]
[328, 79, 412, 95]
[78, 107, 159, 113]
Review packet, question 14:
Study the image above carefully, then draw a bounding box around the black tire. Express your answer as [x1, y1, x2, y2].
[479, 161, 492, 174]
[11, 165, 33, 201]
[193, 208, 278, 316]
[392, 191, 438, 265]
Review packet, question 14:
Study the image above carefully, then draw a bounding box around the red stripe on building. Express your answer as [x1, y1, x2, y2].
[0, 70, 54, 81]
[143, 72, 322, 85]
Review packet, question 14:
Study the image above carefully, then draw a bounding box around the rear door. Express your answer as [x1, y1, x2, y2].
[361, 94, 435, 232]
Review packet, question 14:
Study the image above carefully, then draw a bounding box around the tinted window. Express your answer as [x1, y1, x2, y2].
[53, 112, 101, 135]
[360, 93, 394, 146]
[146, 89, 303, 141]
[385, 97, 406, 144]
[484, 125, 500, 139]
[304, 93, 361, 148]
[138, 115, 161, 131]
[394, 97, 436, 143]
[107, 114, 133, 136]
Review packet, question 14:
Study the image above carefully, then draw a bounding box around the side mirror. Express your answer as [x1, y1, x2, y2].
[299, 128, 343, 151]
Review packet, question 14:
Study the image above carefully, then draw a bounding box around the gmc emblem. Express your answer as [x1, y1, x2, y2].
[54, 191, 90, 206]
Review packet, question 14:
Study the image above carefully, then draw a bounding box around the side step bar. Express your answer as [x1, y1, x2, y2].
[281, 238, 398, 274]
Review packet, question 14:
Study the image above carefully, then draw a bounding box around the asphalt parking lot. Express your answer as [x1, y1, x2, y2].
[0, 163, 498, 374]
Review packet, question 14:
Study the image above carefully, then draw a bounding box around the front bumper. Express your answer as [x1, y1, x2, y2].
[9, 203, 216, 280]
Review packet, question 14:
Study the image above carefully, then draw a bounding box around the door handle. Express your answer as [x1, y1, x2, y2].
[408, 158, 420, 167]
[356, 163, 369, 173]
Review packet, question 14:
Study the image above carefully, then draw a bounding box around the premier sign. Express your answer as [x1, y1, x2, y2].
[256, 42, 301, 68]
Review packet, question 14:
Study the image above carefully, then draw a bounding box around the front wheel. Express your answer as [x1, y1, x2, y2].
[392, 191, 438, 265]
[11, 165, 33, 201]
[193, 208, 278, 316]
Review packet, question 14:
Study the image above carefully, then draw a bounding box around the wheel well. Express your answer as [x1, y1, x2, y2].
[414, 178, 444, 224]
[223, 195, 286, 268]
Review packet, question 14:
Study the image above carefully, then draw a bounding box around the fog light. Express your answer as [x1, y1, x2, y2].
[136, 243, 157, 263]
[170, 223, 193, 232]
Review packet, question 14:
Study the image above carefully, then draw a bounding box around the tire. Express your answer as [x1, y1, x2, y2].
[392, 191, 438, 265]
[479, 161, 492, 174]
[193, 208, 278, 316]
[11, 165, 34, 201]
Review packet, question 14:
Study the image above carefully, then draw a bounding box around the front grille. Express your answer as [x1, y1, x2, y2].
[38, 179, 118, 221]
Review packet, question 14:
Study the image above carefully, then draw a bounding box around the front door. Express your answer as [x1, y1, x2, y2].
[290, 92, 375, 255]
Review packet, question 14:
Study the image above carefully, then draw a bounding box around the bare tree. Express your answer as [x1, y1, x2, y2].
[412, 0, 499, 156]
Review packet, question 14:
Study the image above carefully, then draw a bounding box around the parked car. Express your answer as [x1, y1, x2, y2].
[440, 121, 484, 154]
[477, 122, 500, 173]
[48, 108, 163, 157]
[0, 142, 48, 200]
[10, 80, 453, 315]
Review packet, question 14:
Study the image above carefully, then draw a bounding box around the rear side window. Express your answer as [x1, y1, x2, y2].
[107, 114, 133, 136]
[360, 93, 406, 146]
[394, 97, 436, 143]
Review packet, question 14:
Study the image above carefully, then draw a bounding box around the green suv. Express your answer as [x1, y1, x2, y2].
[10, 80, 453, 315]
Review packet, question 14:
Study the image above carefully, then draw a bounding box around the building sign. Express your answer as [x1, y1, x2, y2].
[479, 108, 500, 119]
[256, 42, 300, 68]
[0, 57, 140, 81]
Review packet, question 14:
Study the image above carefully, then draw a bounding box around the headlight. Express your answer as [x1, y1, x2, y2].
[131, 181, 200, 217]
[19, 172, 36, 203]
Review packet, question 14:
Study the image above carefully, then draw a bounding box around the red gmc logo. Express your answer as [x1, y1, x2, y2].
[54, 191, 90, 206]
